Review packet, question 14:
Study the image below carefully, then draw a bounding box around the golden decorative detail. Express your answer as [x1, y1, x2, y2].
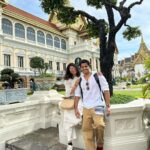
[49, 12, 87, 32]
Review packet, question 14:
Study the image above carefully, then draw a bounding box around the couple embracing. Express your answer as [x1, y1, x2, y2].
[63, 59, 111, 150]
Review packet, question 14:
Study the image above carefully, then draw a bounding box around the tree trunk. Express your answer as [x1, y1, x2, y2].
[99, 25, 115, 96]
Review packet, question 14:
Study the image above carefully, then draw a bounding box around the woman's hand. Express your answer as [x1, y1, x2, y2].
[75, 108, 80, 118]
[97, 72, 103, 76]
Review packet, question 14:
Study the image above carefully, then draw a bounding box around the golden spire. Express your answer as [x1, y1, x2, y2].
[141, 33, 144, 43]
[64, 0, 71, 7]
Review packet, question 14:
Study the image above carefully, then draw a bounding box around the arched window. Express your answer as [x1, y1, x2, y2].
[15, 23, 25, 38]
[46, 34, 53, 46]
[54, 36, 60, 48]
[61, 39, 66, 50]
[2, 18, 13, 35]
[27, 27, 35, 41]
[37, 31, 45, 44]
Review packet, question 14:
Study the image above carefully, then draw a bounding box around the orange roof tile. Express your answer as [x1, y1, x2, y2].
[3, 4, 60, 31]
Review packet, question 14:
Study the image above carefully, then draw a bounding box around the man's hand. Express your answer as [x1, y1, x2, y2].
[75, 108, 80, 118]
[106, 106, 111, 116]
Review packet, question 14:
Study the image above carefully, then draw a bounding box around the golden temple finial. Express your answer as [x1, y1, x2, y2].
[64, 0, 71, 7]
[141, 33, 144, 44]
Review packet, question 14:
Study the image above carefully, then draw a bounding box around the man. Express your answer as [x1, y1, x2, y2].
[74, 59, 110, 150]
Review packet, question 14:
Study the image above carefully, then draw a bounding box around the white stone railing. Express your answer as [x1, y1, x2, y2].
[0, 90, 63, 150]
[0, 90, 149, 150]
[69, 43, 99, 53]
[59, 99, 150, 150]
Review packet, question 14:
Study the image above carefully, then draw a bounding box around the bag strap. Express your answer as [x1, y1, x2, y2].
[79, 77, 83, 99]
[94, 73, 104, 101]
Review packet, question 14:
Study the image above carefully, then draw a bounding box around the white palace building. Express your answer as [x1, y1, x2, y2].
[0, 0, 119, 77]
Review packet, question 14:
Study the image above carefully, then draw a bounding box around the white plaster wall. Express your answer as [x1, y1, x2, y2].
[135, 64, 145, 78]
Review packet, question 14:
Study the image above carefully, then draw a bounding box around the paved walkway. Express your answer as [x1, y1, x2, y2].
[6, 127, 83, 150]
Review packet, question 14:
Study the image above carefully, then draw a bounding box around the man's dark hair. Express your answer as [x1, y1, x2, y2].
[79, 59, 91, 67]
[64, 63, 80, 80]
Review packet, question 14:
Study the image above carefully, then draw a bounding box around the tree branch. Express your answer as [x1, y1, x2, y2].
[104, 1, 120, 11]
[74, 9, 98, 23]
[119, 0, 127, 7]
[128, 0, 144, 10]
[105, 5, 115, 30]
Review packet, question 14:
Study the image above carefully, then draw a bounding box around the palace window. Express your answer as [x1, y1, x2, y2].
[18, 56, 24, 68]
[2, 18, 13, 35]
[27, 27, 35, 41]
[56, 62, 60, 71]
[37, 31, 45, 44]
[49, 61, 53, 70]
[15, 23, 25, 38]
[61, 39, 66, 50]
[46, 34, 53, 46]
[54, 36, 60, 48]
[4, 54, 11, 66]
[63, 63, 66, 71]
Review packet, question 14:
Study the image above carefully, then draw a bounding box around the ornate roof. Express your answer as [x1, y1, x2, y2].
[2, 4, 67, 37]
[133, 36, 150, 65]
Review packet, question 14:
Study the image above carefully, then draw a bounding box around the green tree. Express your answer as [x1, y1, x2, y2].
[30, 56, 45, 75]
[0, 68, 20, 88]
[40, 0, 143, 96]
[142, 58, 150, 98]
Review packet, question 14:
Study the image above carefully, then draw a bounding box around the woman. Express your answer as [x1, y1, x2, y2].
[63, 63, 82, 150]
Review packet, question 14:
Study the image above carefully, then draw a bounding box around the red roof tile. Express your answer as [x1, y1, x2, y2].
[3, 4, 60, 31]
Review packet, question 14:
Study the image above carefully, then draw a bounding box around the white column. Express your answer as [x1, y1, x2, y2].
[0, 6, 3, 34]
[13, 48, 16, 69]
[92, 57, 96, 71]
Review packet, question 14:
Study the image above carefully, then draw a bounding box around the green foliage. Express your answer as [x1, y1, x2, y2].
[142, 58, 150, 98]
[30, 56, 44, 69]
[110, 94, 135, 104]
[37, 73, 55, 78]
[40, 0, 65, 13]
[144, 58, 150, 69]
[1, 68, 14, 75]
[0, 68, 20, 88]
[123, 26, 141, 41]
[57, 7, 77, 24]
[142, 83, 150, 98]
[30, 56, 50, 74]
[87, 0, 103, 9]
[87, 0, 117, 9]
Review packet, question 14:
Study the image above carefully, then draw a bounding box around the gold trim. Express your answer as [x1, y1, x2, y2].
[3, 9, 67, 38]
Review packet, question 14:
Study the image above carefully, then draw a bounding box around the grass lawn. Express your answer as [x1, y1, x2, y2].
[59, 90, 150, 98]
[58, 89, 150, 104]
[114, 90, 150, 99]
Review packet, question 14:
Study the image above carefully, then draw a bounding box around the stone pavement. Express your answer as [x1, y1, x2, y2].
[6, 127, 83, 150]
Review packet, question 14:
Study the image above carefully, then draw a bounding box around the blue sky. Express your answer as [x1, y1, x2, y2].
[9, 0, 150, 60]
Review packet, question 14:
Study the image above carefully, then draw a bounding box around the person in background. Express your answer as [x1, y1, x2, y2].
[63, 63, 82, 150]
[30, 78, 37, 92]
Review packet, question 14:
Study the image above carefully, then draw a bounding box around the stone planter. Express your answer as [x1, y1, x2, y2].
[0, 88, 28, 104]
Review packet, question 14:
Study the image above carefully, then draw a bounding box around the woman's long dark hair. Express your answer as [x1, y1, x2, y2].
[64, 63, 80, 80]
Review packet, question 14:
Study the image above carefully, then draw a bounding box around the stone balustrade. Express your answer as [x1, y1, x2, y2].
[0, 90, 63, 150]
[0, 91, 149, 150]
[59, 99, 150, 150]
